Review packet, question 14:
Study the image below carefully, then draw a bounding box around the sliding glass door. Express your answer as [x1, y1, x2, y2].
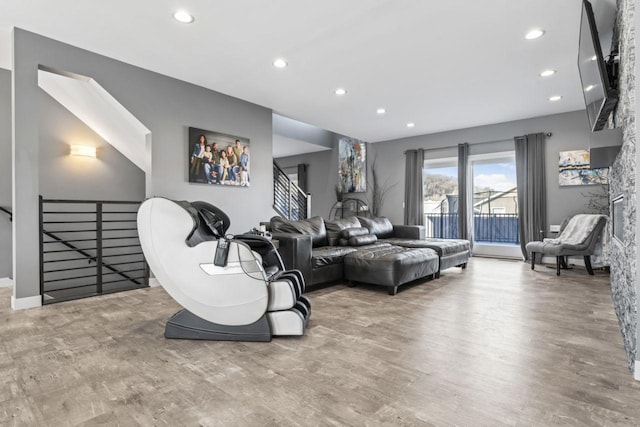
[423, 158, 458, 238]
[470, 152, 521, 257]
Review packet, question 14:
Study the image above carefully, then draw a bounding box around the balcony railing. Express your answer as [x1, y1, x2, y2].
[424, 213, 519, 244]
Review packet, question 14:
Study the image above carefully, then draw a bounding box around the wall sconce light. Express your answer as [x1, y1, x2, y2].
[70, 145, 97, 157]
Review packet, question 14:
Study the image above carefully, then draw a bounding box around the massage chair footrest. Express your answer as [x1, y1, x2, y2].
[165, 309, 272, 342]
[267, 298, 311, 336]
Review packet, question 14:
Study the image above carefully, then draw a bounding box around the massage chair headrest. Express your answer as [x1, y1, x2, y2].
[174, 200, 231, 247]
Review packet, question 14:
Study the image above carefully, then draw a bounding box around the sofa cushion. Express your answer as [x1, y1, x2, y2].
[311, 246, 358, 268]
[270, 216, 328, 247]
[380, 238, 439, 249]
[341, 227, 370, 239]
[357, 216, 394, 238]
[325, 217, 361, 246]
[339, 234, 378, 246]
[382, 237, 470, 256]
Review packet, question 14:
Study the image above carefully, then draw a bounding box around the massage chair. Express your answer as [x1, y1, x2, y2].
[137, 197, 311, 341]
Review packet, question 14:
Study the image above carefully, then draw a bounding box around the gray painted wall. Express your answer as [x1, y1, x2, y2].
[13, 29, 273, 300]
[39, 91, 145, 200]
[374, 110, 621, 227]
[278, 110, 622, 229]
[0, 69, 11, 278]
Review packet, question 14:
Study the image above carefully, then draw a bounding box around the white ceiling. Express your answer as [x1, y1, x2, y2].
[0, 0, 617, 143]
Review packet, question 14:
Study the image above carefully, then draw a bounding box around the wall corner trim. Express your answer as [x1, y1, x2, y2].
[0, 277, 13, 288]
[11, 294, 41, 310]
[148, 277, 161, 288]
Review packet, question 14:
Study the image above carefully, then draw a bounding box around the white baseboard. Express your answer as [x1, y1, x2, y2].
[11, 294, 41, 310]
[0, 277, 13, 288]
[148, 277, 161, 288]
[472, 243, 522, 259]
[634, 362, 640, 381]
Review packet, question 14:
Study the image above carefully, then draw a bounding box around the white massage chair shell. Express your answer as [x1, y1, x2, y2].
[138, 198, 309, 336]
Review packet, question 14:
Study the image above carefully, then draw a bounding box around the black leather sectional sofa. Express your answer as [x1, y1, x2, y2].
[269, 215, 470, 295]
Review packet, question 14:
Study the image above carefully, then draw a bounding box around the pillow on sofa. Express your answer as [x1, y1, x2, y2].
[358, 216, 394, 238]
[325, 217, 361, 246]
[339, 234, 377, 246]
[341, 227, 370, 239]
[270, 216, 328, 247]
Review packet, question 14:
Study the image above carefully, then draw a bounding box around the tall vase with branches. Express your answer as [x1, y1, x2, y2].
[581, 184, 610, 215]
[368, 154, 397, 217]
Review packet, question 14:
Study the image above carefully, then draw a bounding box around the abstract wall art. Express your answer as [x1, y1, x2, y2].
[338, 137, 366, 193]
[558, 149, 608, 186]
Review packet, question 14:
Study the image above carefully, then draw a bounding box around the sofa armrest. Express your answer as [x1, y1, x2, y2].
[392, 225, 425, 240]
[271, 232, 313, 283]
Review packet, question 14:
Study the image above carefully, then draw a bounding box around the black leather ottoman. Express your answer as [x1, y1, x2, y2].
[343, 245, 439, 295]
[381, 237, 470, 274]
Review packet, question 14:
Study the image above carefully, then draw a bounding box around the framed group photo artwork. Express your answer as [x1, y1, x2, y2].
[188, 127, 251, 187]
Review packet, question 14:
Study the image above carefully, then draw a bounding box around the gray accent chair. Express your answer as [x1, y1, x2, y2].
[526, 214, 607, 276]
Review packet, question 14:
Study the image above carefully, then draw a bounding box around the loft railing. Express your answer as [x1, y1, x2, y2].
[273, 162, 310, 220]
[424, 212, 520, 244]
[39, 197, 149, 304]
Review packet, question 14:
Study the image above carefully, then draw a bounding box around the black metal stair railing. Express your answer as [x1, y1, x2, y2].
[38, 197, 149, 304]
[273, 162, 310, 220]
[0, 207, 11, 221]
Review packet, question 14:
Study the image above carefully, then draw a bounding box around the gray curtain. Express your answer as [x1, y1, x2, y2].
[404, 149, 424, 225]
[457, 143, 473, 247]
[515, 133, 547, 260]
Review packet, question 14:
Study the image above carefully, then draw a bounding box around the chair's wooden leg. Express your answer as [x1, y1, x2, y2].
[584, 256, 594, 275]
[556, 256, 561, 276]
[561, 256, 568, 269]
[531, 253, 535, 270]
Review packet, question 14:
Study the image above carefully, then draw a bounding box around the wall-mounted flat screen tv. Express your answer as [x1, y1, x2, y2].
[578, 0, 618, 132]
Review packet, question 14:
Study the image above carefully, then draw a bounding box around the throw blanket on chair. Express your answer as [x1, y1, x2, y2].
[543, 214, 606, 246]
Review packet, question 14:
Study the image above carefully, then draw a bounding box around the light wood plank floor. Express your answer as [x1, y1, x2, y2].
[1, 258, 639, 426]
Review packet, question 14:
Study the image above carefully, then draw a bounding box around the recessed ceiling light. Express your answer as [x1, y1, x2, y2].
[585, 85, 595, 92]
[406, 122, 415, 128]
[525, 29, 545, 40]
[173, 10, 194, 24]
[539, 69, 556, 77]
[376, 108, 386, 115]
[549, 95, 562, 102]
[335, 88, 347, 96]
[591, 55, 598, 61]
[273, 58, 288, 68]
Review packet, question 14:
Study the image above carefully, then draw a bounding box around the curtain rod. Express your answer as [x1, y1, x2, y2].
[404, 132, 553, 154]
